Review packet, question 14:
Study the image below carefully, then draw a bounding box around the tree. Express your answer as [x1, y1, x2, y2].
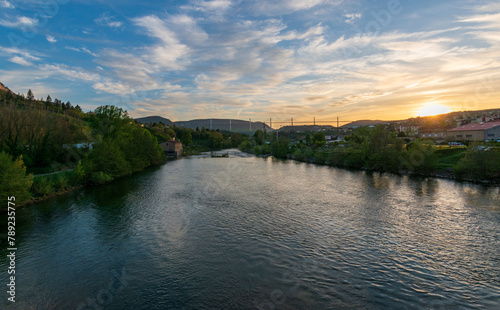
[231, 132, 242, 147]
[0, 152, 33, 204]
[208, 131, 224, 148]
[46, 95, 52, 103]
[27, 89, 34, 101]
[305, 134, 312, 145]
[313, 132, 326, 147]
[82, 139, 131, 179]
[271, 137, 289, 159]
[90, 105, 130, 138]
[253, 130, 264, 145]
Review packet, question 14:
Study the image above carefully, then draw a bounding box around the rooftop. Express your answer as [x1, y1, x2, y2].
[447, 121, 500, 132]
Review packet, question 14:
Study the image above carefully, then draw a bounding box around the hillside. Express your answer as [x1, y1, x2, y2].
[135, 115, 174, 126]
[0, 82, 13, 94]
[342, 120, 387, 128]
[175, 118, 272, 132]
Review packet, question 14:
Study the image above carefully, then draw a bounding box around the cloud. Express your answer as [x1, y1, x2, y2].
[0, 16, 37, 28]
[0, 46, 41, 65]
[248, 0, 331, 15]
[9, 56, 33, 66]
[344, 13, 361, 24]
[65, 46, 98, 57]
[95, 13, 123, 28]
[46, 35, 57, 43]
[132, 15, 193, 70]
[0, 0, 14, 9]
[181, 0, 232, 20]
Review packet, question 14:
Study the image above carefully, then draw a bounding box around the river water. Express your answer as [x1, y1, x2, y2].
[1, 150, 499, 309]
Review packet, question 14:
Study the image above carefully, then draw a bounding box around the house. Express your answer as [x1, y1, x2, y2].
[397, 125, 419, 136]
[418, 128, 448, 140]
[447, 121, 500, 141]
[160, 138, 183, 157]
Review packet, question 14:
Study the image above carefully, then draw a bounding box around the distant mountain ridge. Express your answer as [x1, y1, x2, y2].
[175, 118, 272, 132]
[341, 120, 387, 128]
[135, 116, 174, 126]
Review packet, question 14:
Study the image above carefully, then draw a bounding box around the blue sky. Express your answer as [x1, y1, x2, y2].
[1, 0, 499, 124]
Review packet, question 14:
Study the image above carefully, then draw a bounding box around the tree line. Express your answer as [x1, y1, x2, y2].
[241, 126, 500, 182]
[0, 89, 166, 207]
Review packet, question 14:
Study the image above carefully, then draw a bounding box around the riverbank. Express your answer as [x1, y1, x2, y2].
[288, 154, 500, 185]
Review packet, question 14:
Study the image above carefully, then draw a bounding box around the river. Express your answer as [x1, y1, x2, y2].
[1, 150, 499, 309]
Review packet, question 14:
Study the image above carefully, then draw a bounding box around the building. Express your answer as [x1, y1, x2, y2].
[418, 128, 448, 140]
[160, 138, 183, 157]
[397, 125, 419, 136]
[447, 121, 500, 141]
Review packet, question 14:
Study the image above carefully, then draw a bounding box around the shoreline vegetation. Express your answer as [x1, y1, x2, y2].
[238, 126, 500, 185]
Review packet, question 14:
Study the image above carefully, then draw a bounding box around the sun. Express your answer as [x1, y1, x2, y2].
[416, 104, 452, 117]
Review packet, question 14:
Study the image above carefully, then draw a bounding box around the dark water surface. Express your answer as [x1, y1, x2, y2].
[1, 151, 500, 309]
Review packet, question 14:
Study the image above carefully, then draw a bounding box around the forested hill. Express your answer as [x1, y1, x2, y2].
[0, 87, 165, 206]
[135, 115, 174, 126]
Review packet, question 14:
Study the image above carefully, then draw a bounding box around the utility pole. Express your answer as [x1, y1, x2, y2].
[314, 116, 316, 126]
[229, 119, 231, 131]
[291, 117, 293, 127]
[270, 117, 272, 129]
[210, 119, 213, 130]
[249, 118, 252, 131]
[337, 116, 339, 128]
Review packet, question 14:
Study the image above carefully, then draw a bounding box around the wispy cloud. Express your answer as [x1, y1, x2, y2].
[344, 13, 361, 24]
[95, 13, 123, 28]
[0, 16, 37, 28]
[9, 56, 33, 66]
[46, 35, 57, 43]
[0, 0, 14, 9]
[0, 46, 41, 67]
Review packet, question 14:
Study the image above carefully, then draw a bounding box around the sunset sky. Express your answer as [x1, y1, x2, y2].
[1, 0, 499, 125]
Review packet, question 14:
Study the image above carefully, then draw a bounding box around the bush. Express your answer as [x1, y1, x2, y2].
[314, 150, 327, 165]
[71, 161, 85, 185]
[454, 144, 500, 181]
[87, 172, 114, 185]
[32, 176, 53, 197]
[239, 140, 253, 153]
[254, 145, 262, 155]
[0, 152, 33, 204]
[52, 173, 70, 191]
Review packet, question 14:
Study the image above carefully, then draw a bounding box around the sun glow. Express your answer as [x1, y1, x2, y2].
[416, 104, 452, 117]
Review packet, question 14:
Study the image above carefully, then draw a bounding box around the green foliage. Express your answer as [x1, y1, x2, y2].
[231, 132, 242, 147]
[52, 173, 70, 191]
[83, 139, 132, 179]
[88, 105, 129, 138]
[344, 149, 365, 169]
[0, 152, 33, 204]
[399, 139, 438, 174]
[208, 131, 224, 148]
[87, 172, 114, 185]
[312, 132, 326, 147]
[270, 138, 289, 159]
[435, 148, 466, 169]
[314, 150, 327, 164]
[261, 143, 270, 155]
[253, 130, 265, 145]
[254, 145, 262, 155]
[71, 161, 86, 185]
[239, 140, 253, 153]
[32, 176, 53, 197]
[454, 144, 500, 181]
